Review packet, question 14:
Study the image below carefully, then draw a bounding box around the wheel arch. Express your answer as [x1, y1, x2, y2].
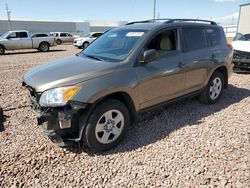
[90, 91, 137, 122]
[39, 41, 50, 47]
[213, 66, 228, 88]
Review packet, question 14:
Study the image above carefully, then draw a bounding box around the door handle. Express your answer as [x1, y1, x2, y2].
[177, 62, 185, 68]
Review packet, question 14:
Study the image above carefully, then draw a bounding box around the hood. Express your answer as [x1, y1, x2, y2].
[23, 55, 117, 92]
[74, 37, 87, 41]
[231, 41, 250, 53]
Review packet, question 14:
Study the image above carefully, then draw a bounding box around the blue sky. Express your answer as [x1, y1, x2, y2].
[0, 0, 249, 25]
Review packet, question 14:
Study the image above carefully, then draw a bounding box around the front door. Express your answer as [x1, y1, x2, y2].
[136, 28, 186, 109]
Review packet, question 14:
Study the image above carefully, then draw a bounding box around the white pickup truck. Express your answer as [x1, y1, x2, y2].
[0, 30, 57, 55]
[231, 33, 250, 72]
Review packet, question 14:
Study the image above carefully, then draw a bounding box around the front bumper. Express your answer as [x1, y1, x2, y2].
[73, 41, 83, 47]
[23, 82, 87, 147]
[232, 59, 250, 72]
[232, 50, 250, 72]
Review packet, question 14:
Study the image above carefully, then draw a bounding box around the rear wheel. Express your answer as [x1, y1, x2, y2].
[83, 99, 130, 152]
[38, 42, 50, 52]
[199, 71, 224, 104]
[0, 46, 5, 55]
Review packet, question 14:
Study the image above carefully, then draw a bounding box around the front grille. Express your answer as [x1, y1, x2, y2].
[233, 50, 250, 59]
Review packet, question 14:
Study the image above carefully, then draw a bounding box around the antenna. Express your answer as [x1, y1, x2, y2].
[153, 0, 156, 21]
[6, 4, 11, 31]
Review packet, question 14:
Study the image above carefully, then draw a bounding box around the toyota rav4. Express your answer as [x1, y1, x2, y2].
[23, 19, 233, 152]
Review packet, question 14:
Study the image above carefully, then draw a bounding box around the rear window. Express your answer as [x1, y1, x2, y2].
[183, 27, 207, 52]
[206, 28, 221, 46]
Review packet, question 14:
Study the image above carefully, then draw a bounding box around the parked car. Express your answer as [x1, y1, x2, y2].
[231, 33, 250, 72]
[73, 32, 103, 49]
[23, 19, 233, 152]
[32, 33, 49, 37]
[50, 32, 75, 45]
[0, 30, 56, 55]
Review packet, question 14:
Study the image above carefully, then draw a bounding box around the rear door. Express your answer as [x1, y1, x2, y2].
[18, 32, 32, 49]
[181, 26, 212, 93]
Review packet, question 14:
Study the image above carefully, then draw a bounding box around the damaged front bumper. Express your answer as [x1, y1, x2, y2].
[233, 50, 250, 72]
[23, 83, 89, 147]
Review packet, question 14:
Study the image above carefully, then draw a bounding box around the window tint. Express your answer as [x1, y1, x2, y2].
[92, 33, 98, 38]
[183, 28, 207, 51]
[206, 28, 221, 46]
[146, 29, 177, 57]
[60, 33, 67, 37]
[18, 32, 28, 38]
[244, 34, 250, 41]
[68, 34, 72, 37]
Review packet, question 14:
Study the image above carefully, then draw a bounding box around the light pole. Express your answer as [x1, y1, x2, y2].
[6, 4, 11, 30]
[153, 0, 156, 21]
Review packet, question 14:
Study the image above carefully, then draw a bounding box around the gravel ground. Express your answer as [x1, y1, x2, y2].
[0, 45, 249, 187]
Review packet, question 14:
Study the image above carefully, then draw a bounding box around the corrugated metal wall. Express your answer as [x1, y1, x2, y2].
[238, 4, 250, 34]
[0, 20, 89, 35]
[0, 20, 127, 36]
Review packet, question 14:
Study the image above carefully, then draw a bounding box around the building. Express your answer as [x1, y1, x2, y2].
[223, 25, 237, 43]
[237, 3, 250, 34]
[0, 19, 127, 36]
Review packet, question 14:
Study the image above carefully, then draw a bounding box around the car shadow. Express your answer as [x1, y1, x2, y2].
[4, 49, 66, 56]
[0, 107, 7, 132]
[68, 84, 250, 155]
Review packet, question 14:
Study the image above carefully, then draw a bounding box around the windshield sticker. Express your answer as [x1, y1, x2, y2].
[126, 32, 144, 37]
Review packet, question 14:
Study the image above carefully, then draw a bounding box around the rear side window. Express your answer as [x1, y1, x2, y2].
[60, 33, 67, 37]
[206, 28, 221, 46]
[18, 32, 28, 38]
[182, 28, 207, 51]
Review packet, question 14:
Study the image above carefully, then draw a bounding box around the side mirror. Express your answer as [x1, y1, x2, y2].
[140, 49, 157, 64]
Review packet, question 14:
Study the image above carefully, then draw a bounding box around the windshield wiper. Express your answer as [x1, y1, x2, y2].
[83, 53, 103, 61]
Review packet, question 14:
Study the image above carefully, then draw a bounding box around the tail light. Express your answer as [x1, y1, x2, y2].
[227, 44, 233, 50]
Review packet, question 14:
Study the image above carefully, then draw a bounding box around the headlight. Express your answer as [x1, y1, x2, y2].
[39, 86, 80, 107]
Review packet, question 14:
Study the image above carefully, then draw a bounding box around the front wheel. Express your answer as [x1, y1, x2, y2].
[82, 42, 89, 49]
[83, 99, 130, 152]
[56, 39, 62, 45]
[0, 46, 5, 55]
[199, 71, 224, 104]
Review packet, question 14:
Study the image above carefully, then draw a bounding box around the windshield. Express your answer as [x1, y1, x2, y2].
[80, 29, 147, 62]
[84, 33, 91, 37]
[234, 33, 250, 41]
[0, 31, 10, 39]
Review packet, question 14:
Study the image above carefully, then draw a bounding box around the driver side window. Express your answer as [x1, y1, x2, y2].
[146, 29, 178, 58]
[8, 32, 17, 39]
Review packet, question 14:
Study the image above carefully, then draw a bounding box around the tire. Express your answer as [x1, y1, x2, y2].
[199, 71, 224, 104]
[56, 39, 62, 45]
[83, 42, 89, 49]
[0, 45, 5, 55]
[38, 42, 50, 52]
[83, 99, 130, 152]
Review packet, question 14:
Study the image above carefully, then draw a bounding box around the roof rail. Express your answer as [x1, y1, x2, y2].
[126, 20, 153, 25]
[126, 18, 172, 25]
[165, 19, 217, 25]
[126, 18, 217, 26]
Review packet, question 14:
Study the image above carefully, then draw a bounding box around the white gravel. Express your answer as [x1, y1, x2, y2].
[0, 45, 249, 187]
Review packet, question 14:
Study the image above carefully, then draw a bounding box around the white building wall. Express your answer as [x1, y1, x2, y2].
[238, 4, 250, 34]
